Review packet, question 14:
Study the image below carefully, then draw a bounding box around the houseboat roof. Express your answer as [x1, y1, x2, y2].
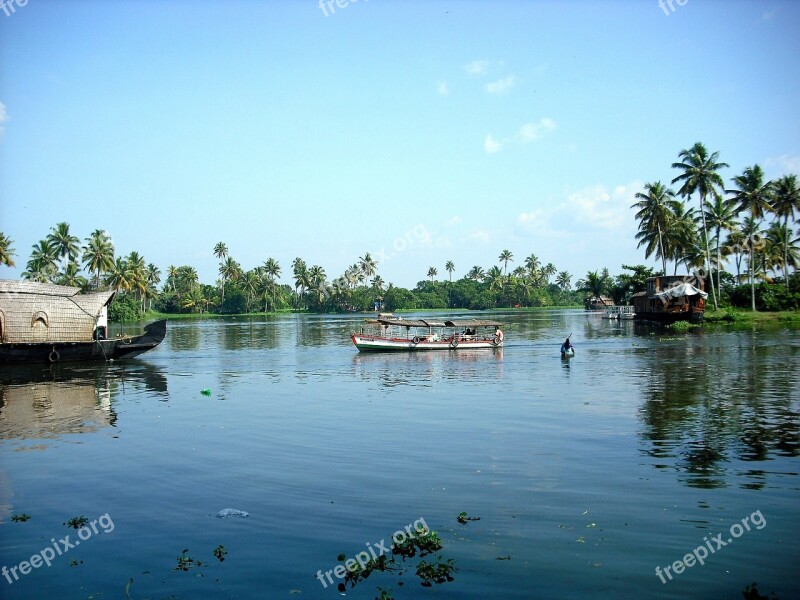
[653, 282, 707, 300]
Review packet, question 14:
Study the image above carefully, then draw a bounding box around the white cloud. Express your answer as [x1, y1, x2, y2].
[446, 216, 463, 227]
[517, 118, 556, 143]
[464, 59, 490, 76]
[464, 229, 490, 244]
[484, 134, 503, 154]
[764, 154, 800, 176]
[566, 182, 639, 230]
[762, 10, 775, 21]
[484, 118, 555, 153]
[437, 81, 450, 96]
[485, 75, 517, 95]
[0, 102, 7, 134]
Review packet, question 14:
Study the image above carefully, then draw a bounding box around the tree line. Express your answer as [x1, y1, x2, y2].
[632, 141, 799, 311]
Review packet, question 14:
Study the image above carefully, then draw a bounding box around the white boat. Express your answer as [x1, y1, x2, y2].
[604, 306, 635, 320]
[351, 317, 504, 352]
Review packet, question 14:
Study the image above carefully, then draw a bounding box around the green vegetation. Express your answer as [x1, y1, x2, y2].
[1, 142, 795, 322]
[11, 513, 31, 522]
[64, 515, 88, 529]
[632, 143, 799, 314]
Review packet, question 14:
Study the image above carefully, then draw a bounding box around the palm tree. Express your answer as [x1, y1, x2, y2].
[704, 193, 738, 299]
[524, 254, 540, 278]
[632, 181, 681, 274]
[445, 260, 455, 283]
[292, 257, 309, 308]
[728, 164, 774, 310]
[370, 275, 385, 293]
[0, 232, 16, 267]
[723, 229, 747, 284]
[263, 257, 281, 312]
[577, 270, 610, 302]
[24, 240, 59, 282]
[671, 142, 729, 310]
[542, 263, 557, 285]
[358, 253, 377, 282]
[468, 265, 485, 281]
[219, 256, 241, 311]
[308, 265, 327, 305]
[485, 266, 504, 292]
[213, 242, 229, 305]
[556, 271, 572, 291]
[47, 222, 81, 274]
[663, 203, 699, 275]
[498, 249, 514, 276]
[764, 222, 800, 281]
[239, 270, 260, 312]
[771, 174, 800, 288]
[106, 256, 132, 292]
[426, 267, 438, 283]
[82, 229, 115, 290]
[145, 263, 161, 311]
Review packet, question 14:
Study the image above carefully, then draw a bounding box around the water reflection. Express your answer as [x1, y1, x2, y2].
[0, 363, 168, 440]
[637, 330, 800, 489]
[351, 348, 504, 388]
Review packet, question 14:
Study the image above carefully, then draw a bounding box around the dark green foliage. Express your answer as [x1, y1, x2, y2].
[11, 513, 31, 522]
[728, 283, 800, 311]
[108, 293, 143, 322]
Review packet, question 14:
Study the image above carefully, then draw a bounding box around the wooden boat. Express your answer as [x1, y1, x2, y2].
[631, 276, 706, 324]
[0, 280, 166, 364]
[351, 317, 504, 352]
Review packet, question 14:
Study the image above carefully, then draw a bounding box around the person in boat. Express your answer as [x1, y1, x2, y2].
[561, 337, 573, 354]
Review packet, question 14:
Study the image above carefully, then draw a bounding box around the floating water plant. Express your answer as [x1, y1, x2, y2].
[456, 512, 480, 524]
[64, 516, 88, 529]
[11, 513, 31, 522]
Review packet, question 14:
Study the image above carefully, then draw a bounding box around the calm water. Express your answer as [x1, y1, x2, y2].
[1, 311, 798, 599]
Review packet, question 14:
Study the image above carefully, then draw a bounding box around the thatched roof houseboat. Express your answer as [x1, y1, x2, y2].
[0, 280, 165, 363]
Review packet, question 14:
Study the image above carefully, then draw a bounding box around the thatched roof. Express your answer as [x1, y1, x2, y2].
[0, 280, 115, 343]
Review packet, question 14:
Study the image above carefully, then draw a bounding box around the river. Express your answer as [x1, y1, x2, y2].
[1, 310, 798, 599]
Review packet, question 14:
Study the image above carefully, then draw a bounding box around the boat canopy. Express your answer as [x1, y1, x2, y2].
[653, 282, 708, 300]
[374, 318, 502, 328]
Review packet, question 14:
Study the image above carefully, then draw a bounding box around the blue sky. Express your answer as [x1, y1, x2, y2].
[1, 0, 798, 288]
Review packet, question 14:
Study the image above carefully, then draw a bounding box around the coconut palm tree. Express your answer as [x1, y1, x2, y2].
[542, 263, 557, 285]
[292, 257, 309, 308]
[722, 229, 747, 284]
[671, 142, 729, 310]
[214, 242, 229, 305]
[0, 232, 16, 267]
[263, 257, 281, 312]
[577, 270, 610, 302]
[663, 203, 699, 275]
[498, 249, 514, 276]
[358, 253, 377, 282]
[727, 164, 774, 310]
[632, 181, 681, 274]
[524, 254, 540, 278]
[764, 222, 800, 281]
[427, 267, 438, 283]
[370, 275, 385, 293]
[445, 260, 455, 283]
[145, 263, 161, 311]
[308, 265, 327, 306]
[219, 256, 241, 311]
[47, 222, 81, 274]
[556, 271, 572, 291]
[704, 193, 738, 298]
[240, 270, 260, 312]
[106, 257, 132, 292]
[24, 240, 59, 282]
[485, 266, 504, 292]
[771, 174, 800, 288]
[82, 229, 115, 290]
[468, 265, 485, 281]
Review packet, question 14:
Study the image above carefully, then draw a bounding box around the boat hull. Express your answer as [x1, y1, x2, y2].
[0, 320, 167, 364]
[351, 333, 502, 352]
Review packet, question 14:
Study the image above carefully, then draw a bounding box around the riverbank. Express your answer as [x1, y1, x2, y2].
[704, 308, 800, 325]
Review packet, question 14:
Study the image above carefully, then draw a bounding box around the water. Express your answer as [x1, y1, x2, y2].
[1, 311, 798, 599]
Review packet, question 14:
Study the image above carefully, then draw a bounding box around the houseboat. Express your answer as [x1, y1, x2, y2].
[0, 280, 166, 364]
[631, 275, 707, 324]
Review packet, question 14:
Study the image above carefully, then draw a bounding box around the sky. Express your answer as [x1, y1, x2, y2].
[1, 0, 799, 289]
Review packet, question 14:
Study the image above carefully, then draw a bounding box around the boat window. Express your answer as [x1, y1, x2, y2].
[31, 311, 49, 328]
